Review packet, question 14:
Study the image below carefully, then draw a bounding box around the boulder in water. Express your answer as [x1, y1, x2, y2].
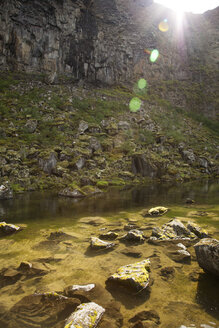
[106, 259, 150, 292]
[58, 187, 86, 198]
[187, 222, 209, 239]
[148, 206, 168, 216]
[120, 230, 145, 243]
[0, 292, 80, 328]
[194, 238, 219, 276]
[65, 302, 105, 328]
[99, 231, 119, 240]
[149, 219, 197, 243]
[0, 222, 21, 236]
[90, 237, 115, 250]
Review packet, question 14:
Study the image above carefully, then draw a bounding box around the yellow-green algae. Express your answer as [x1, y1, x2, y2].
[109, 259, 150, 291]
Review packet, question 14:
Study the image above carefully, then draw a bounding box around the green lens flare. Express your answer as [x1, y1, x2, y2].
[129, 97, 141, 112]
[150, 49, 159, 63]
[138, 79, 147, 90]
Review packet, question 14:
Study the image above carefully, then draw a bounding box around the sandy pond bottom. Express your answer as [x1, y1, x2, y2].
[0, 181, 218, 328]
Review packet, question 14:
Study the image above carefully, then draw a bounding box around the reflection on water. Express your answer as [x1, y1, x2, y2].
[196, 273, 219, 320]
[0, 179, 218, 327]
[0, 179, 218, 224]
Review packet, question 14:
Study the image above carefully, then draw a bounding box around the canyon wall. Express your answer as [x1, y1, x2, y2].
[0, 0, 218, 116]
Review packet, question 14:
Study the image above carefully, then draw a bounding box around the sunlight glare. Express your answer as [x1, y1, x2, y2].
[154, 0, 219, 14]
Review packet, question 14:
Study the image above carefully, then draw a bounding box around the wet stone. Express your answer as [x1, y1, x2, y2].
[48, 231, 76, 241]
[124, 223, 140, 231]
[149, 219, 197, 243]
[58, 187, 85, 198]
[65, 302, 105, 328]
[148, 207, 168, 216]
[167, 243, 191, 263]
[99, 231, 119, 240]
[107, 259, 150, 292]
[160, 267, 175, 280]
[120, 230, 145, 243]
[194, 238, 219, 276]
[187, 222, 209, 239]
[129, 309, 160, 327]
[0, 221, 21, 236]
[90, 237, 116, 250]
[79, 216, 107, 226]
[0, 292, 80, 328]
[121, 247, 143, 258]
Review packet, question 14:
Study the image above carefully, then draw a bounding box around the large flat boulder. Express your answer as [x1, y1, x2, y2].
[194, 238, 219, 276]
[106, 259, 150, 292]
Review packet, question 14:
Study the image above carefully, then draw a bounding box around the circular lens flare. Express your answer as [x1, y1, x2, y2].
[138, 79, 147, 90]
[129, 97, 141, 112]
[159, 20, 169, 32]
[150, 49, 159, 63]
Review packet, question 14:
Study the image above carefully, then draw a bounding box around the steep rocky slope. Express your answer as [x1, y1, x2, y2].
[0, 1, 218, 194]
[0, 0, 218, 117]
[0, 72, 218, 194]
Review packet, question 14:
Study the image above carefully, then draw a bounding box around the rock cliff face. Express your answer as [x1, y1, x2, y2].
[0, 0, 218, 116]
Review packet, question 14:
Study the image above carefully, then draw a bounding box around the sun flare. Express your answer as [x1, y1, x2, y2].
[154, 0, 219, 14]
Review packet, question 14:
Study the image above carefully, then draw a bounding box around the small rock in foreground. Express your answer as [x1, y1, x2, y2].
[107, 259, 150, 292]
[65, 302, 105, 328]
[194, 238, 219, 276]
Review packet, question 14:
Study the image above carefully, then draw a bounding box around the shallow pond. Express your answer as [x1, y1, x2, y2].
[0, 179, 219, 328]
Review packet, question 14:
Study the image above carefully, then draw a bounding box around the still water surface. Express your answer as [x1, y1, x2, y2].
[0, 180, 218, 327]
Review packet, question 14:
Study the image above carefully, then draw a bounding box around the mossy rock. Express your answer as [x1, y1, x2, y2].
[109, 178, 126, 186]
[96, 180, 109, 188]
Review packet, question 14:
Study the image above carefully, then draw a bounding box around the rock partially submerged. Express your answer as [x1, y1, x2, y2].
[129, 309, 160, 327]
[149, 219, 197, 243]
[120, 230, 145, 243]
[99, 231, 119, 240]
[0, 185, 13, 200]
[187, 222, 209, 239]
[79, 217, 107, 226]
[65, 302, 105, 328]
[0, 261, 51, 288]
[168, 243, 191, 263]
[194, 238, 219, 276]
[107, 259, 150, 292]
[0, 221, 21, 236]
[90, 237, 115, 250]
[148, 206, 168, 216]
[0, 292, 80, 328]
[59, 187, 86, 198]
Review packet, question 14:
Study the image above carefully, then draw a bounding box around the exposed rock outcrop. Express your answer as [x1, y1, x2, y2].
[0, 0, 218, 116]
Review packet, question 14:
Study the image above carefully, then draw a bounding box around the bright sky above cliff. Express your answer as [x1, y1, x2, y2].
[154, 0, 219, 14]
